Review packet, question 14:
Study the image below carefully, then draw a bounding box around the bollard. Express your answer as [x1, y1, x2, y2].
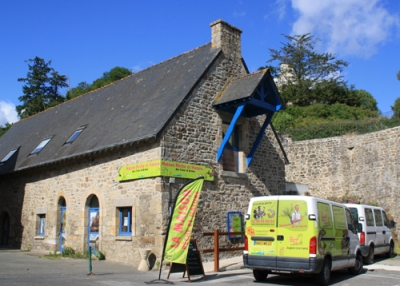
[87, 246, 93, 275]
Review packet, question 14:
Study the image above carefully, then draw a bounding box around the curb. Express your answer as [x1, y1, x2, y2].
[364, 264, 400, 272]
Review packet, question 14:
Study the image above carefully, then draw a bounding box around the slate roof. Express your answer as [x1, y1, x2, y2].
[0, 44, 221, 175]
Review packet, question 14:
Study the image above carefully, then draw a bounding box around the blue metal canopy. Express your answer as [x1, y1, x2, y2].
[213, 69, 283, 166]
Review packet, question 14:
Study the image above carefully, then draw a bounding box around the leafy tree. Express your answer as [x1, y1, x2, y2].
[392, 71, 400, 118]
[17, 57, 67, 119]
[392, 97, 400, 118]
[0, 123, 11, 138]
[91, 66, 132, 90]
[66, 82, 91, 100]
[66, 66, 132, 100]
[354, 89, 378, 112]
[266, 34, 349, 106]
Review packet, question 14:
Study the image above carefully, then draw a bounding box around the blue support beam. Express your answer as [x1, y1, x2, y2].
[247, 98, 277, 112]
[246, 112, 274, 166]
[216, 104, 245, 162]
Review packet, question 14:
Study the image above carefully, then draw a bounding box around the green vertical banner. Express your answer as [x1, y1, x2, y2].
[163, 177, 205, 264]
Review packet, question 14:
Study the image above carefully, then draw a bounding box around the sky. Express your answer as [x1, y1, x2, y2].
[1, 0, 399, 126]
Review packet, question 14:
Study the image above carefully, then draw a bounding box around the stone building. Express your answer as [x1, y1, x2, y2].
[0, 20, 286, 265]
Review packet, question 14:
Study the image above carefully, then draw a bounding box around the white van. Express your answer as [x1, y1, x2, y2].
[345, 204, 395, 263]
[243, 196, 363, 286]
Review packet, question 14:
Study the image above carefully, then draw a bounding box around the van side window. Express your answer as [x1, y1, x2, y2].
[345, 209, 355, 233]
[365, 208, 374, 226]
[332, 206, 346, 230]
[317, 202, 332, 229]
[349, 208, 358, 221]
[374, 209, 383, 226]
[382, 211, 390, 228]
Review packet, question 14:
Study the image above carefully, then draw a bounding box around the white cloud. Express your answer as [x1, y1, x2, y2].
[290, 0, 400, 57]
[274, 0, 287, 20]
[0, 101, 19, 126]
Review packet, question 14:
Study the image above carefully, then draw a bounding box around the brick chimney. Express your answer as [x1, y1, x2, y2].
[210, 19, 242, 60]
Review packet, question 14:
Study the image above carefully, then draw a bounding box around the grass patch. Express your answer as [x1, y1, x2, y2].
[62, 246, 88, 259]
[42, 251, 62, 260]
[41, 247, 89, 260]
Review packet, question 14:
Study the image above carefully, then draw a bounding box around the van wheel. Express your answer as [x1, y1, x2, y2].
[315, 258, 331, 286]
[364, 246, 374, 264]
[348, 253, 363, 275]
[253, 269, 269, 281]
[386, 242, 395, 258]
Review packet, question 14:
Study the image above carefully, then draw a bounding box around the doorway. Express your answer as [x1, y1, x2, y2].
[0, 212, 10, 246]
[58, 197, 67, 252]
[87, 195, 99, 253]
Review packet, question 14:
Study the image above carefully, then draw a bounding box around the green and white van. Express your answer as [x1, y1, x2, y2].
[243, 196, 363, 286]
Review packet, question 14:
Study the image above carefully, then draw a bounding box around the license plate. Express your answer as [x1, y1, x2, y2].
[255, 241, 272, 246]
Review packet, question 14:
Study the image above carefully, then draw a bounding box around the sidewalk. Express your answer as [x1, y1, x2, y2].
[201, 254, 400, 273]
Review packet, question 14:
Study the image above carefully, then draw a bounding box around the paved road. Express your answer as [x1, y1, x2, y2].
[1, 249, 400, 285]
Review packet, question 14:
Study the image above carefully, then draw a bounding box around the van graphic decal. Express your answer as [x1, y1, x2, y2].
[278, 201, 308, 230]
[318, 229, 327, 255]
[246, 226, 255, 236]
[267, 209, 275, 218]
[289, 233, 303, 245]
[341, 229, 350, 255]
[251, 201, 277, 226]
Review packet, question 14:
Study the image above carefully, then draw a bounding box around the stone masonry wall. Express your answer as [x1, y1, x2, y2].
[161, 40, 287, 260]
[283, 126, 400, 227]
[0, 140, 169, 265]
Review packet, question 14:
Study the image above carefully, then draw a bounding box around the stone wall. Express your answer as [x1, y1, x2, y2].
[161, 23, 287, 260]
[283, 126, 400, 225]
[0, 140, 168, 265]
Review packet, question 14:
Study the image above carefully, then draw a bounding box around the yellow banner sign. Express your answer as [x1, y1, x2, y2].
[118, 160, 214, 182]
[164, 177, 204, 264]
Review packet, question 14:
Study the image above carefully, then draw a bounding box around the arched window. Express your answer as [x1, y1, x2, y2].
[89, 196, 99, 208]
[58, 197, 67, 252]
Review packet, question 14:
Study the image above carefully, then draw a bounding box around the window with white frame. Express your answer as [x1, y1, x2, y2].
[118, 207, 132, 236]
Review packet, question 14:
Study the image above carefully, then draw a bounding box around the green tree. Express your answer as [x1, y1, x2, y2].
[354, 89, 378, 112]
[17, 57, 67, 119]
[91, 66, 132, 89]
[392, 97, 400, 118]
[66, 82, 91, 100]
[266, 34, 349, 106]
[66, 66, 132, 100]
[397, 70, 400, 81]
[0, 123, 12, 138]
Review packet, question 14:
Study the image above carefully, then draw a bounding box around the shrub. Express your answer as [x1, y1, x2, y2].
[95, 250, 105, 260]
[62, 246, 75, 257]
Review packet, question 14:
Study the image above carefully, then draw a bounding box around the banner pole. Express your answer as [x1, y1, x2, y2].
[158, 177, 204, 280]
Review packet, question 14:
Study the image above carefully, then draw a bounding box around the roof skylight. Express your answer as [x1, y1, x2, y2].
[65, 127, 85, 144]
[1, 148, 18, 163]
[31, 138, 52, 155]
